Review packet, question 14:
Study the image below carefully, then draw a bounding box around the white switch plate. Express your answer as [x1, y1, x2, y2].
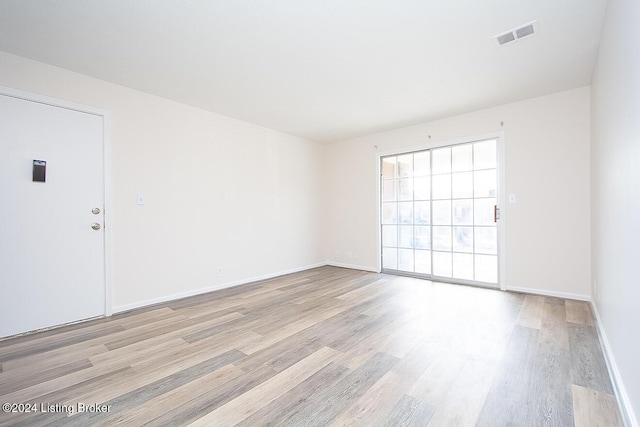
[136, 194, 145, 205]
[508, 194, 517, 203]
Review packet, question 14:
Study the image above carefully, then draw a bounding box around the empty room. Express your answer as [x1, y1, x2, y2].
[0, 0, 638, 426]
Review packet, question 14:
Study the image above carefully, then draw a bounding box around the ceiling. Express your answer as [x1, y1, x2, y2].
[0, 0, 608, 143]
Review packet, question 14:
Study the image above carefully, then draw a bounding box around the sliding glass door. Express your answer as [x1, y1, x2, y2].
[381, 138, 499, 287]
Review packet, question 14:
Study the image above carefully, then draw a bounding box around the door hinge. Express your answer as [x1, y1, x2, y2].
[494, 205, 500, 222]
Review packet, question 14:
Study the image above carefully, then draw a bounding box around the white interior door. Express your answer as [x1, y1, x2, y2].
[0, 93, 105, 338]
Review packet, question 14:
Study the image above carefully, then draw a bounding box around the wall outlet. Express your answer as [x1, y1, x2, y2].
[334, 251, 339, 258]
[216, 268, 223, 276]
[136, 193, 145, 205]
[347, 251, 353, 259]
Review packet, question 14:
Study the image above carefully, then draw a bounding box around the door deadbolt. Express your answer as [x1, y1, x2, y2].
[91, 223, 101, 230]
[92, 207, 101, 215]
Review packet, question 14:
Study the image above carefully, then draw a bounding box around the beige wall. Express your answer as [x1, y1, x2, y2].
[0, 51, 326, 311]
[326, 87, 591, 298]
[591, 0, 640, 423]
[0, 51, 593, 303]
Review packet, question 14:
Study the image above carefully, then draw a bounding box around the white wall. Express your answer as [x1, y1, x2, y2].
[591, 0, 640, 424]
[326, 87, 591, 298]
[0, 51, 326, 311]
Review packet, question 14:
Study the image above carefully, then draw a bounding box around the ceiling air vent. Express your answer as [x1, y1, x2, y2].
[515, 23, 535, 38]
[496, 32, 516, 46]
[494, 20, 538, 46]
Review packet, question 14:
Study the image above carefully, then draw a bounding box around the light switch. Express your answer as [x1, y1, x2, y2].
[508, 194, 517, 204]
[136, 194, 145, 205]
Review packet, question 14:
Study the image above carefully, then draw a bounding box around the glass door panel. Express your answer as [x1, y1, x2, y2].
[452, 144, 473, 172]
[380, 150, 431, 275]
[431, 146, 453, 279]
[381, 139, 498, 287]
[415, 250, 431, 274]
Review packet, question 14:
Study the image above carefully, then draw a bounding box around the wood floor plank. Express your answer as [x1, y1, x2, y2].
[425, 354, 499, 427]
[476, 392, 527, 427]
[543, 299, 567, 322]
[262, 352, 399, 426]
[4, 310, 219, 373]
[236, 306, 348, 355]
[333, 331, 391, 370]
[180, 313, 254, 344]
[361, 312, 432, 359]
[568, 323, 614, 394]
[565, 300, 594, 326]
[147, 364, 279, 426]
[384, 394, 436, 427]
[448, 313, 514, 362]
[488, 325, 539, 403]
[235, 303, 375, 373]
[88, 337, 189, 369]
[572, 384, 623, 427]
[516, 294, 546, 329]
[232, 327, 327, 374]
[406, 349, 467, 406]
[0, 324, 125, 364]
[0, 319, 122, 354]
[324, 310, 404, 353]
[540, 316, 570, 351]
[175, 302, 245, 320]
[540, 302, 570, 350]
[0, 314, 115, 349]
[330, 370, 411, 426]
[0, 266, 623, 427]
[0, 358, 92, 395]
[335, 278, 388, 303]
[0, 342, 107, 372]
[289, 274, 379, 305]
[236, 362, 350, 427]
[0, 366, 133, 427]
[187, 346, 340, 426]
[67, 333, 253, 407]
[0, 359, 132, 403]
[89, 308, 250, 357]
[391, 339, 443, 381]
[93, 363, 246, 426]
[249, 299, 349, 336]
[64, 349, 246, 426]
[526, 342, 574, 426]
[115, 306, 177, 329]
[102, 315, 193, 350]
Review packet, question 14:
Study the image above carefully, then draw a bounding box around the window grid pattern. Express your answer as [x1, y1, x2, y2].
[381, 139, 498, 284]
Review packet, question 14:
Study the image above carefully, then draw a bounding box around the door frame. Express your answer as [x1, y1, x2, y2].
[375, 131, 507, 291]
[1, 85, 113, 316]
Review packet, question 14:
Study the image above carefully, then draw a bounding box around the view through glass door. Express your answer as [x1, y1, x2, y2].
[381, 138, 499, 286]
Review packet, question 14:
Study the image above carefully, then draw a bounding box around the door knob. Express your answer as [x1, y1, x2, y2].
[91, 223, 101, 230]
[92, 207, 101, 215]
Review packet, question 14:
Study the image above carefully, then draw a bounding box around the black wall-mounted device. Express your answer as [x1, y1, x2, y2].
[33, 160, 46, 182]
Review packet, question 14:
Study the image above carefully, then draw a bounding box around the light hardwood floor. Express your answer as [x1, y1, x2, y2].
[0, 266, 624, 426]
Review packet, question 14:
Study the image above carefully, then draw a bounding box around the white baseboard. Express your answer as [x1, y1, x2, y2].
[113, 262, 327, 313]
[504, 285, 591, 302]
[326, 261, 379, 273]
[591, 301, 639, 427]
